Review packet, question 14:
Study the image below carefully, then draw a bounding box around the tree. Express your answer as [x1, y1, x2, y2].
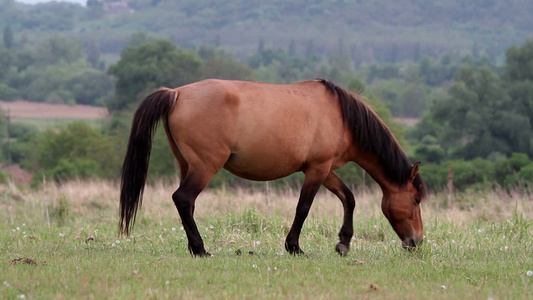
[288, 39, 296, 57]
[201, 56, 253, 80]
[3, 25, 13, 49]
[431, 66, 531, 158]
[0, 46, 14, 81]
[35, 35, 84, 66]
[107, 39, 203, 111]
[505, 39, 533, 82]
[86, 38, 100, 68]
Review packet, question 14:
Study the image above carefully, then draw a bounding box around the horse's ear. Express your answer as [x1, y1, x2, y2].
[410, 161, 421, 181]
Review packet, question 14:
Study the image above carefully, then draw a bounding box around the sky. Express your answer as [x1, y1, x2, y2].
[16, 0, 86, 5]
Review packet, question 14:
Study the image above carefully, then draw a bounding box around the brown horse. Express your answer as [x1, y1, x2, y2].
[119, 79, 426, 257]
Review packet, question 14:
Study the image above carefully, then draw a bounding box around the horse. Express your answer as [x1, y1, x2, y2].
[119, 78, 426, 257]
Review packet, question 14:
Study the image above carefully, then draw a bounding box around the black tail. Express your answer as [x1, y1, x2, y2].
[119, 88, 178, 236]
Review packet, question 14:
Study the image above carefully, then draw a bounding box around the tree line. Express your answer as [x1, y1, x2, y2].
[1, 31, 533, 192]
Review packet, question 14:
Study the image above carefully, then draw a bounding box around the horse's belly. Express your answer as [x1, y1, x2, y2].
[223, 152, 303, 181]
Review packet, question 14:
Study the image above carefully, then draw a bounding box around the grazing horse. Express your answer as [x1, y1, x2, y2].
[119, 79, 426, 257]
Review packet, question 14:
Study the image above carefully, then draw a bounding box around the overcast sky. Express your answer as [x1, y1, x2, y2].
[16, 0, 86, 5]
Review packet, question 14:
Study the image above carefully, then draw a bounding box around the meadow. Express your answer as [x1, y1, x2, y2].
[0, 180, 532, 299]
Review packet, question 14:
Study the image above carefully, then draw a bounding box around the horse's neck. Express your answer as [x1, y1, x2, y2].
[351, 150, 397, 195]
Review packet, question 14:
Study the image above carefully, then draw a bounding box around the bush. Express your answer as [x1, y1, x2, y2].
[0, 83, 21, 100]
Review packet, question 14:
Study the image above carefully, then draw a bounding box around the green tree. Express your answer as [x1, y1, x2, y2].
[25, 60, 112, 105]
[35, 35, 84, 66]
[3, 25, 13, 49]
[86, 38, 100, 68]
[0, 46, 14, 81]
[107, 39, 203, 111]
[431, 66, 531, 159]
[505, 39, 533, 132]
[506, 39, 533, 82]
[201, 56, 253, 80]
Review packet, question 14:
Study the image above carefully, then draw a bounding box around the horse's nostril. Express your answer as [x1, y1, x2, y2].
[402, 238, 419, 250]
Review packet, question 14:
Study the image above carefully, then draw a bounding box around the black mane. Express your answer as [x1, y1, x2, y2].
[319, 79, 426, 195]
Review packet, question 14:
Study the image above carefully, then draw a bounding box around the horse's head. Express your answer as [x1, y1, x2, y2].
[381, 162, 425, 250]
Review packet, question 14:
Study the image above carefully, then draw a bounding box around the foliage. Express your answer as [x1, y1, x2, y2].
[0, 35, 112, 106]
[11, 121, 124, 183]
[2, 25, 13, 49]
[107, 39, 203, 111]
[419, 153, 533, 192]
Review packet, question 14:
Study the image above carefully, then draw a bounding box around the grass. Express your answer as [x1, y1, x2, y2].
[1, 180, 532, 299]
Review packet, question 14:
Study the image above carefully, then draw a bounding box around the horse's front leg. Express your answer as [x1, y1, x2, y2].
[322, 171, 355, 256]
[285, 165, 330, 255]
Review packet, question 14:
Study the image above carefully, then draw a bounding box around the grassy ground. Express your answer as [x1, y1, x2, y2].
[1, 180, 532, 299]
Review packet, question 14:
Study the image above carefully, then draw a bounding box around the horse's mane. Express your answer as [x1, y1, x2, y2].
[319, 79, 426, 196]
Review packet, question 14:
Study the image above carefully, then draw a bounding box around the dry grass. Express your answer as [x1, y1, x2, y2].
[1, 179, 532, 228]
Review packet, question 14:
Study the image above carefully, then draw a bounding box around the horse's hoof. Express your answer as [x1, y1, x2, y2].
[194, 251, 212, 257]
[285, 242, 305, 255]
[335, 243, 349, 256]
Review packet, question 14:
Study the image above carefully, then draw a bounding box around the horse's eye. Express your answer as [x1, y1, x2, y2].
[414, 198, 421, 205]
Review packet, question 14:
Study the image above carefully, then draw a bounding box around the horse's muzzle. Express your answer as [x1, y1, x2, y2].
[402, 237, 424, 250]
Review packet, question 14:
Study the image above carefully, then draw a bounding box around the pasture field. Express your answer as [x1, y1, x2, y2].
[1, 180, 532, 299]
[0, 100, 108, 130]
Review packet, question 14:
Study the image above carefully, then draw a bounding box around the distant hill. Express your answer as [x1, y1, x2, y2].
[1, 0, 533, 63]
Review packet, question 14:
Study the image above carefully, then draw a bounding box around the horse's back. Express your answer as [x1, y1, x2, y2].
[167, 79, 350, 180]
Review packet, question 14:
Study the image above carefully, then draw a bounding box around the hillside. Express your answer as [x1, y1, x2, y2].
[1, 0, 532, 63]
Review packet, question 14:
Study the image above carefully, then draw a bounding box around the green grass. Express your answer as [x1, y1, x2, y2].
[1, 181, 532, 299]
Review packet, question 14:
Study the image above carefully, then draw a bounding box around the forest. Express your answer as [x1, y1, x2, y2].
[0, 0, 533, 192]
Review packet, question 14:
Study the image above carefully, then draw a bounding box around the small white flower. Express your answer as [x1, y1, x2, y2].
[112, 243, 116, 247]
[126, 239, 131, 242]
[274, 267, 277, 270]
[527, 270, 533, 276]
[440, 285, 446, 290]
[59, 233, 65, 238]
[22, 231, 26, 235]
[18, 295, 25, 299]
[22, 223, 26, 227]
[12, 229, 15, 232]
[478, 229, 483, 233]
[16, 227, 20, 231]
[165, 281, 170, 285]
[180, 226, 184, 231]
[3, 281, 9, 286]
[267, 267, 271, 271]
[252, 264, 258, 269]
[276, 251, 284, 256]
[391, 239, 397, 244]
[172, 227, 176, 231]
[255, 241, 261, 245]
[209, 225, 214, 229]
[504, 246, 508, 250]
[116, 240, 120, 244]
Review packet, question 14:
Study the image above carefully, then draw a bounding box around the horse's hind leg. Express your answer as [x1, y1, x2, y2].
[322, 171, 355, 256]
[285, 165, 331, 255]
[172, 171, 215, 257]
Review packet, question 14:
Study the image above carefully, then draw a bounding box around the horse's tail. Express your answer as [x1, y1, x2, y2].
[119, 87, 178, 236]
